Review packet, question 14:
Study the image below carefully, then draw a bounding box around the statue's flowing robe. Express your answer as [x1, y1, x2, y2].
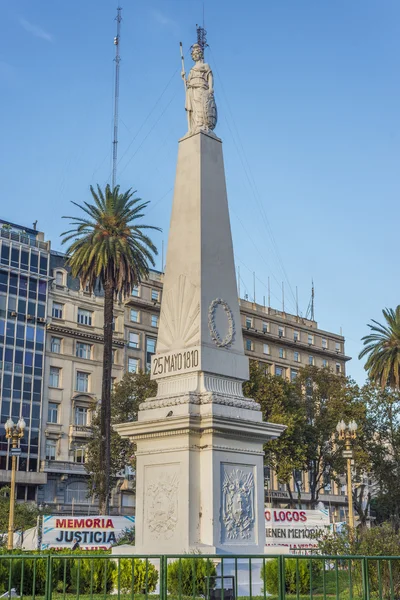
[186, 62, 216, 132]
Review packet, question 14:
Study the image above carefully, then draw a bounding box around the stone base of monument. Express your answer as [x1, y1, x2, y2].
[116, 385, 284, 555]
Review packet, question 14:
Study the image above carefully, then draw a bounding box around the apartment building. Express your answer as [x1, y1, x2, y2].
[39, 251, 126, 513]
[0, 220, 50, 501]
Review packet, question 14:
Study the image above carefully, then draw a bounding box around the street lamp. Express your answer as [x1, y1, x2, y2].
[336, 419, 358, 529]
[5, 418, 26, 550]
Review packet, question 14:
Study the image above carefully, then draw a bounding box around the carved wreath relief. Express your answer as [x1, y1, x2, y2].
[146, 470, 179, 539]
[208, 298, 235, 348]
[221, 466, 255, 541]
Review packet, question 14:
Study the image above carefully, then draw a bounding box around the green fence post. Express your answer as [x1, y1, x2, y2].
[361, 557, 369, 600]
[278, 556, 285, 600]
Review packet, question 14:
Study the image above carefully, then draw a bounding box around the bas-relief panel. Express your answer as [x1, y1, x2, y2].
[220, 463, 256, 544]
[144, 463, 180, 541]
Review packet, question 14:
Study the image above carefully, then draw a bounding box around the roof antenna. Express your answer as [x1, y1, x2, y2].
[32, 220, 38, 231]
[112, 7, 122, 191]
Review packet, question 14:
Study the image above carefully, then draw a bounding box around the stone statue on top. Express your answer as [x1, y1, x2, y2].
[180, 26, 218, 135]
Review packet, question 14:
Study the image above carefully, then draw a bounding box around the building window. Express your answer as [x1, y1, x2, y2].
[112, 349, 116, 364]
[129, 332, 139, 349]
[66, 481, 89, 503]
[111, 377, 116, 391]
[336, 363, 341, 374]
[52, 302, 63, 319]
[51, 337, 62, 354]
[246, 317, 252, 329]
[128, 358, 139, 373]
[275, 366, 284, 377]
[279, 348, 286, 359]
[294, 351, 300, 363]
[262, 322, 269, 333]
[308, 334, 314, 345]
[290, 369, 298, 382]
[74, 447, 86, 464]
[130, 309, 139, 323]
[146, 337, 156, 370]
[322, 338, 328, 349]
[294, 330, 300, 342]
[75, 406, 88, 426]
[335, 342, 341, 352]
[45, 439, 56, 461]
[55, 271, 64, 286]
[278, 326, 285, 338]
[151, 315, 159, 327]
[323, 359, 328, 368]
[151, 289, 160, 302]
[76, 342, 92, 360]
[76, 371, 89, 393]
[48, 402, 59, 424]
[263, 344, 270, 355]
[49, 366, 61, 388]
[77, 308, 92, 326]
[131, 286, 139, 297]
[245, 339, 253, 351]
[309, 356, 315, 366]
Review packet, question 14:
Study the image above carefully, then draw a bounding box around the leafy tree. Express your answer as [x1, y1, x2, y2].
[359, 306, 400, 389]
[293, 366, 366, 508]
[62, 184, 160, 513]
[243, 362, 306, 507]
[0, 487, 39, 545]
[245, 363, 367, 508]
[362, 383, 400, 529]
[85, 371, 157, 499]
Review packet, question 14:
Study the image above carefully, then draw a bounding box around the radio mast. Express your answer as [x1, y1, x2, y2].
[112, 7, 122, 190]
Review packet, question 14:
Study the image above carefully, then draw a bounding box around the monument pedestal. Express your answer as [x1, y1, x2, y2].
[116, 129, 285, 554]
[117, 392, 283, 554]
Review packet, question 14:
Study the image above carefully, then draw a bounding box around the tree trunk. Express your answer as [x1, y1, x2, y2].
[100, 280, 114, 515]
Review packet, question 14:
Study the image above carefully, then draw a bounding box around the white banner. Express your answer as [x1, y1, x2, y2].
[41, 515, 135, 550]
[265, 508, 330, 553]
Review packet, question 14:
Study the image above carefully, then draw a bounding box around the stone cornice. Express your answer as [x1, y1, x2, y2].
[46, 322, 125, 348]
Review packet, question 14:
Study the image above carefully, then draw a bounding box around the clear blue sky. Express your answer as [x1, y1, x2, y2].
[1, 1, 399, 385]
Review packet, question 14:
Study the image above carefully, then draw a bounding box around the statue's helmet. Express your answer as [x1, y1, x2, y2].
[191, 43, 204, 61]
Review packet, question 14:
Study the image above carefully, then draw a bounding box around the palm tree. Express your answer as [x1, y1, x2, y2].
[359, 306, 400, 390]
[62, 184, 160, 514]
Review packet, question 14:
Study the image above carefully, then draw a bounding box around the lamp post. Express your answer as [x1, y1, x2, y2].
[5, 418, 26, 550]
[336, 419, 358, 529]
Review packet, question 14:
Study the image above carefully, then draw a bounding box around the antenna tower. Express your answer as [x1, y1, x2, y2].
[306, 280, 315, 321]
[112, 7, 122, 190]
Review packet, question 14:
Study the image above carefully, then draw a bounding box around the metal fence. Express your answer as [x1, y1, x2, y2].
[0, 554, 399, 600]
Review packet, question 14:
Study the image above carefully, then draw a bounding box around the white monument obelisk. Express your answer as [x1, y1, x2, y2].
[116, 28, 284, 554]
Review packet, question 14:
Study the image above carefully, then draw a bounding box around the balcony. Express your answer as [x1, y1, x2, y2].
[69, 425, 92, 439]
[41, 460, 86, 475]
[0, 227, 49, 250]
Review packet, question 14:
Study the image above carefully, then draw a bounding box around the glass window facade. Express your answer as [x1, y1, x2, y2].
[0, 236, 48, 477]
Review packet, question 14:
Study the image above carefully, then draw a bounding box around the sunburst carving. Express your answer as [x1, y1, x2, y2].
[157, 274, 200, 351]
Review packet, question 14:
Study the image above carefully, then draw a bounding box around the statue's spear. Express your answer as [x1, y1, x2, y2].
[179, 42, 187, 90]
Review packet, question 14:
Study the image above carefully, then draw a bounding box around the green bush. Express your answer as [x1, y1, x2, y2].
[261, 558, 321, 595]
[114, 558, 158, 594]
[70, 552, 116, 593]
[167, 557, 216, 597]
[0, 549, 115, 595]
